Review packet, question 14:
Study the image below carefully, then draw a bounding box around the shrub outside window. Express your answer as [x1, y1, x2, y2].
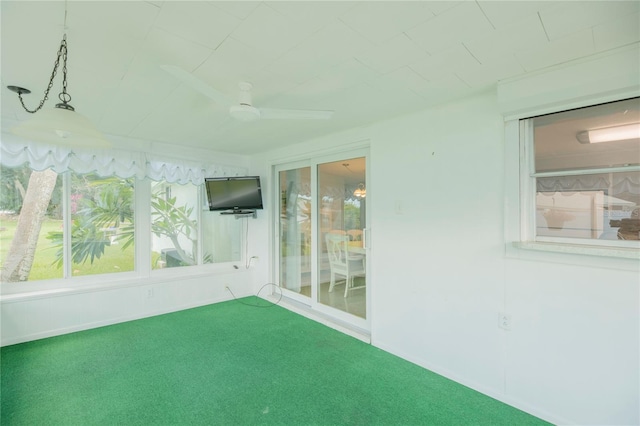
[150, 180, 242, 270]
[67, 172, 135, 276]
[151, 181, 199, 269]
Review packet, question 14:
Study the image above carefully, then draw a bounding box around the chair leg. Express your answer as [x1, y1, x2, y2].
[344, 276, 352, 297]
[329, 272, 335, 292]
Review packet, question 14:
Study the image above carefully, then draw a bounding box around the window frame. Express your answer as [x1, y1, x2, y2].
[506, 98, 640, 261]
[0, 172, 246, 295]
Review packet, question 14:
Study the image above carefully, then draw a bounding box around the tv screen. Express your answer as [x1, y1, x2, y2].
[204, 176, 263, 212]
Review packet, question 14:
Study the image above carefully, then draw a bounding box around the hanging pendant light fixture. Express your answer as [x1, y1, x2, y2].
[7, 3, 110, 149]
[342, 163, 366, 199]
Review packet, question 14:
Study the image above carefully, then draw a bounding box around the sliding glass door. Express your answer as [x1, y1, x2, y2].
[278, 166, 311, 295]
[276, 150, 369, 328]
[317, 157, 367, 319]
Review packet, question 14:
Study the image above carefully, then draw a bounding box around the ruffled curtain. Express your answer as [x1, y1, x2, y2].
[0, 140, 246, 184]
[537, 172, 640, 195]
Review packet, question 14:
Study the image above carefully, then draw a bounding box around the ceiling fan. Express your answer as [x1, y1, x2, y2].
[161, 65, 334, 122]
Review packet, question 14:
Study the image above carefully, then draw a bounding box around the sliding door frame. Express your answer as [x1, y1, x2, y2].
[272, 148, 371, 331]
[273, 159, 312, 307]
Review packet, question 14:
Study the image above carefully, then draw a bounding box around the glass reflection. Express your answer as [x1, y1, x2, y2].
[317, 158, 366, 319]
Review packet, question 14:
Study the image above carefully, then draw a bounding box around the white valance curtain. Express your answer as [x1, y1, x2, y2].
[536, 172, 640, 194]
[0, 140, 246, 185]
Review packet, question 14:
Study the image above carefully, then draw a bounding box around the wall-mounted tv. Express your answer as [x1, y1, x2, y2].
[204, 176, 263, 213]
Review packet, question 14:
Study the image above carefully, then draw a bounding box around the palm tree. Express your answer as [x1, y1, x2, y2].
[150, 188, 198, 266]
[48, 176, 135, 267]
[1, 169, 58, 282]
[48, 177, 198, 269]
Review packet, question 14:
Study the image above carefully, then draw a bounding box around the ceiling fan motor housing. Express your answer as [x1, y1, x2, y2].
[229, 104, 261, 121]
[229, 82, 260, 121]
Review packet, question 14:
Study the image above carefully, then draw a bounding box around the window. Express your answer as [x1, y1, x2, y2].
[0, 167, 135, 281]
[0, 165, 63, 282]
[201, 212, 241, 264]
[151, 181, 199, 269]
[150, 180, 242, 270]
[1, 166, 243, 285]
[522, 97, 640, 248]
[68, 172, 135, 276]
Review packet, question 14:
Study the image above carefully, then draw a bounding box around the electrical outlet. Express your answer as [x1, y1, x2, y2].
[498, 313, 512, 330]
[147, 288, 154, 299]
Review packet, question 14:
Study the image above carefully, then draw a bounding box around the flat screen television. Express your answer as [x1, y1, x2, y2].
[204, 176, 263, 213]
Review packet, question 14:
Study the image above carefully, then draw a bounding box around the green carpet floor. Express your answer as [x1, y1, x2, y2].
[1, 298, 549, 425]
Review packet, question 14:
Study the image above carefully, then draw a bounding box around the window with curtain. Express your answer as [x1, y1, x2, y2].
[524, 97, 640, 245]
[0, 140, 246, 285]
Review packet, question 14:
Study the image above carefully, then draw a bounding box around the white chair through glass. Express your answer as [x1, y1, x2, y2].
[325, 232, 365, 297]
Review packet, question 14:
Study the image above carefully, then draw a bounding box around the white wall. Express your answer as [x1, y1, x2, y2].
[370, 92, 637, 425]
[1, 270, 254, 346]
[369, 92, 508, 393]
[503, 258, 638, 425]
[254, 90, 639, 425]
[0, 144, 257, 346]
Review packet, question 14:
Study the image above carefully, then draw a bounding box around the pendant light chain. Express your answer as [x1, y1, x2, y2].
[59, 0, 71, 106]
[59, 35, 71, 105]
[17, 0, 70, 114]
[17, 35, 68, 114]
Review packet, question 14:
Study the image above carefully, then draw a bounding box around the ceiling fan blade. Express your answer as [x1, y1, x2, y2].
[259, 107, 334, 120]
[160, 65, 233, 107]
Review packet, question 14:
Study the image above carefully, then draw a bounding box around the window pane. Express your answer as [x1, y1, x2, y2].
[70, 173, 135, 276]
[536, 172, 639, 240]
[0, 165, 63, 282]
[151, 181, 198, 269]
[533, 98, 640, 173]
[279, 167, 312, 294]
[201, 212, 241, 263]
[532, 98, 640, 242]
[318, 157, 366, 319]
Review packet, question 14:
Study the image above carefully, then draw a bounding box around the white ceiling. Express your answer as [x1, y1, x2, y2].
[2, 1, 639, 155]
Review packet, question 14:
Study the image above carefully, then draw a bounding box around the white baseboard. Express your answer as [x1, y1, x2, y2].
[373, 339, 572, 426]
[1, 294, 237, 347]
[268, 295, 371, 343]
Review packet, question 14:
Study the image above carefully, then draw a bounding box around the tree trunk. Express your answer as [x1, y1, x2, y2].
[1, 169, 58, 282]
[14, 178, 26, 201]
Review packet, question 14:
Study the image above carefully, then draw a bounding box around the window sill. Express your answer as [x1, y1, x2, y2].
[0, 263, 245, 303]
[515, 241, 639, 259]
[508, 241, 639, 271]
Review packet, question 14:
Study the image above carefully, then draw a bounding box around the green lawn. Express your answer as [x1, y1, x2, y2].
[0, 216, 134, 281]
